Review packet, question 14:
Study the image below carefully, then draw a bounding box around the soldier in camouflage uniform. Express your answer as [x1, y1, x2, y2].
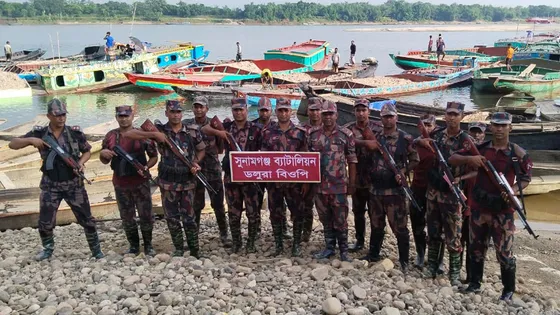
[450, 112, 532, 301]
[125, 100, 205, 258]
[308, 100, 357, 262]
[251, 97, 291, 239]
[343, 99, 383, 253]
[261, 97, 308, 256]
[202, 97, 263, 253]
[361, 103, 419, 270]
[100, 105, 158, 255]
[468, 122, 487, 145]
[9, 99, 103, 260]
[298, 97, 323, 242]
[416, 101, 470, 285]
[183, 96, 232, 248]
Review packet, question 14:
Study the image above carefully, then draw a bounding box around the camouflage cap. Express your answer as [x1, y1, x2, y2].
[380, 103, 397, 117]
[166, 100, 183, 111]
[321, 100, 337, 113]
[193, 96, 208, 107]
[47, 98, 68, 116]
[307, 97, 323, 110]
[276, 97, 291, 110]
[490, 112, 512, 124]
[468, 122, 487, 132]
[446, 101, 465, 113]
[115, 105, 132, 116]
[257, 97, 272, 111]
[354, 99, 369, 108]
[231, 97, 247, 109]
[420, 114, 436, 125]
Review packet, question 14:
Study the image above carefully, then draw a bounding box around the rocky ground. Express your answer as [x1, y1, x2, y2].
[0, 211, 559, 315]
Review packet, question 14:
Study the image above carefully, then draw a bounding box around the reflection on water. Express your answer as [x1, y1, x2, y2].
[526, 190, 560, 225]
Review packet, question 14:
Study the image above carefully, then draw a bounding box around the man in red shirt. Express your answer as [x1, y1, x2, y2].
[100, 106, 158, 255]
[449, 112, 532, 301]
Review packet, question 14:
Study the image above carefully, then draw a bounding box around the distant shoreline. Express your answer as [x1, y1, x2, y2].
[346, 23, 560, 32]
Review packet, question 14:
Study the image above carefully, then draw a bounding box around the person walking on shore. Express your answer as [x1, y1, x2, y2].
[236, 42, 242, 62]
[332, 48, 340, 73]
[350, 41, 356, 66]
[428, 35, 433, 53]
[4, 41, 12, 61]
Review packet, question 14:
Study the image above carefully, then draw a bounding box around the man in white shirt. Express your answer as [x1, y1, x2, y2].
[4, 41, 12, 62]
[332, 48, 340, 73]
[236, 42, 242, 62]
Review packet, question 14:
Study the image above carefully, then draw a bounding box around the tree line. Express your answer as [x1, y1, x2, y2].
[0, 0, 559, 23]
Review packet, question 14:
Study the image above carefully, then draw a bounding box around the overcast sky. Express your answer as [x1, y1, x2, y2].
[6, 0, 560, 8]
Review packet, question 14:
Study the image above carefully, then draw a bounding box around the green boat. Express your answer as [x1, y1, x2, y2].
[390, 49, 503, 70]
[473, 64, 560, 95]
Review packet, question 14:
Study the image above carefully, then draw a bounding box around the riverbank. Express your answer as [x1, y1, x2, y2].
[346, 23, 560, 32]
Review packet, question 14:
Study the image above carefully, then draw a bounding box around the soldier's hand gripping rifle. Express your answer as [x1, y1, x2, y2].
[140, 119, 217, 195]
[417, 120, 468, 209]
[113, 145, 157, 185]
[464, 137, 539, 239]
[209, 116, 264, 195]
[43, 135, 92, 185]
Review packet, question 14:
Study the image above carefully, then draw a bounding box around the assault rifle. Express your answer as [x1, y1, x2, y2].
[362, 127, 422, 211]
[113, 145, 156, 185]
[464, 137, 538, 239]
[209, 115, 264, 195]
[43, 135, 92, 185]
[140, 119, 217, 195]
[417, 120, 468, 209]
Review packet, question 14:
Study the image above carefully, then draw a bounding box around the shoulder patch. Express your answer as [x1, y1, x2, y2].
[71, 125, 83, 132]
[295, 125, 307, 133]
[511, 143, 527, 159]
[309, 126, 322, 134]
[33, 125, 47, 132]
[339, 126, 353, 138]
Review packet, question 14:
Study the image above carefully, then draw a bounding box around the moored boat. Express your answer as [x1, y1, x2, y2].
[264, 40, 330, 69]
[123, 72, 222, 92]
[233, 88, 304, 109]
[0, 48, 46, 63]
[473, 64, 560, 95]
[389, 47, 505, 70]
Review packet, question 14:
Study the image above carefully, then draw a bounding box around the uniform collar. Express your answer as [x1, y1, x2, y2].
[163, 122, 187, 133]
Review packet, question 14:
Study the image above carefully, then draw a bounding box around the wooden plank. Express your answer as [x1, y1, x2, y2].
[518, 64, 536, 77]
[0, 172, 16, 189]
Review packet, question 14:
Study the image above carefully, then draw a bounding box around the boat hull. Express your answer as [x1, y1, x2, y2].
[124, 73, 220, 93]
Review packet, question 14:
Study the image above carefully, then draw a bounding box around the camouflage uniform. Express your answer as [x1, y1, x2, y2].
[183, 96, 230, 247]
[308, 101, 357, 261]
[343, 99, 383, 252]
[424, 102, 470, 283]
[261, 98, 308, 256]
[102, 105, 158, 255]
[156, 101, 206, 258]
[363, 103, 419, 269]
[23, 99, 103, 260]
[297, 97, 324, 242]
[461, 113, 532, 300]
[222, 98, 263, 253]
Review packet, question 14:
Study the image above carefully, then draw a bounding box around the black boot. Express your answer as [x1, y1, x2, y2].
[271, 222, 284, 256]
[140, 224, 156, 256]
[413, 233, 426, 268]
[449, 251, 462, 286]
[302, 216, 313, 243]
[463, 259, 484, 293]
[397, 234, 410, 271]
[424, 241, 442, 279]
[360, 231, 384, 262]
[291, 220, 303, 257]
[85, 232, 104, 259]
[437, 241, 446, 275]
[314, 227, 336, 259]
[348, 214, 365, 253]
[282, 216, 292, 240]
[36, 233, 55, 261]
[229, 217, 243, 254]
[337, 229, 352, 262]
[215, 210, 232, 248]
[185, 226, 200, 259]
[499, 263, 516, 302]
[246, 220, 259, 254]
[123, 222, 140, 255]
[168, 224, 184, 257]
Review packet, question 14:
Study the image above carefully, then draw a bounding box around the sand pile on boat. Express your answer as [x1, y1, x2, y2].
[222, 61, 262, 73]
[0, 72, 27, 90]
[350, 76, 413, 87]
[463, 111, 491, 122]
[274, 72, 316, 82]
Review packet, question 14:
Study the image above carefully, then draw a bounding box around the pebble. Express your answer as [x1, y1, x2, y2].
[351, 285, 367, 299]
[381, 306, 400, 315]
[311, 266, 330, 281]
[392, 300, 406, 310]
[322, 297, 342, 315]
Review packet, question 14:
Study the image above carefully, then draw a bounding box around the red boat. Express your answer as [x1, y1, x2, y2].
[123, 72, 223, 92]
[526, 18, 552, 24]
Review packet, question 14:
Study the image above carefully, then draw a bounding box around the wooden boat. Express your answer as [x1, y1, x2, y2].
[124, 72, 221, 92]
[389, 47, 505, 70]
[535, 99, 560, 121]
[494, 32, 559, 49]
[173, 85, 240, 101]
[37, 43, 205, 94]
[0, 48, 46, 63]
[524, 175, 560, 195]
[473, 64, 560, 95]
[263, 40, 330, 69]
[233, 88, 304, 109]
[326, 67, 474, 98]
[297, 93, 560, 151]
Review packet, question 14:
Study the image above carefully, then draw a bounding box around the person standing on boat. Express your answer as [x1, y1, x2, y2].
[104, 31, 115, 61]
[298, 97, 323, 242]
[125, 100, 205, 258]
[236, 42, 242, 62]
[428, 35, 433, 53]
[99, 105, 158, 256]
[182, 96, 232, 248]
[4, 41, 12, 61]
[9, 99, 104, 261]
[202, 97, 263, 254]
[449, 112, 532, 301]
[436, 34, 446, 64]
[332, 48, 340, 73]
[506, 43, 515, 71]
[309, 100, 357, 262]
[260, 98, 308, 257]
[350, 41, 356, 66]
[343, 99, 383, 254]
[415, 101, 470, 285]
[360, 103, 418, 271]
